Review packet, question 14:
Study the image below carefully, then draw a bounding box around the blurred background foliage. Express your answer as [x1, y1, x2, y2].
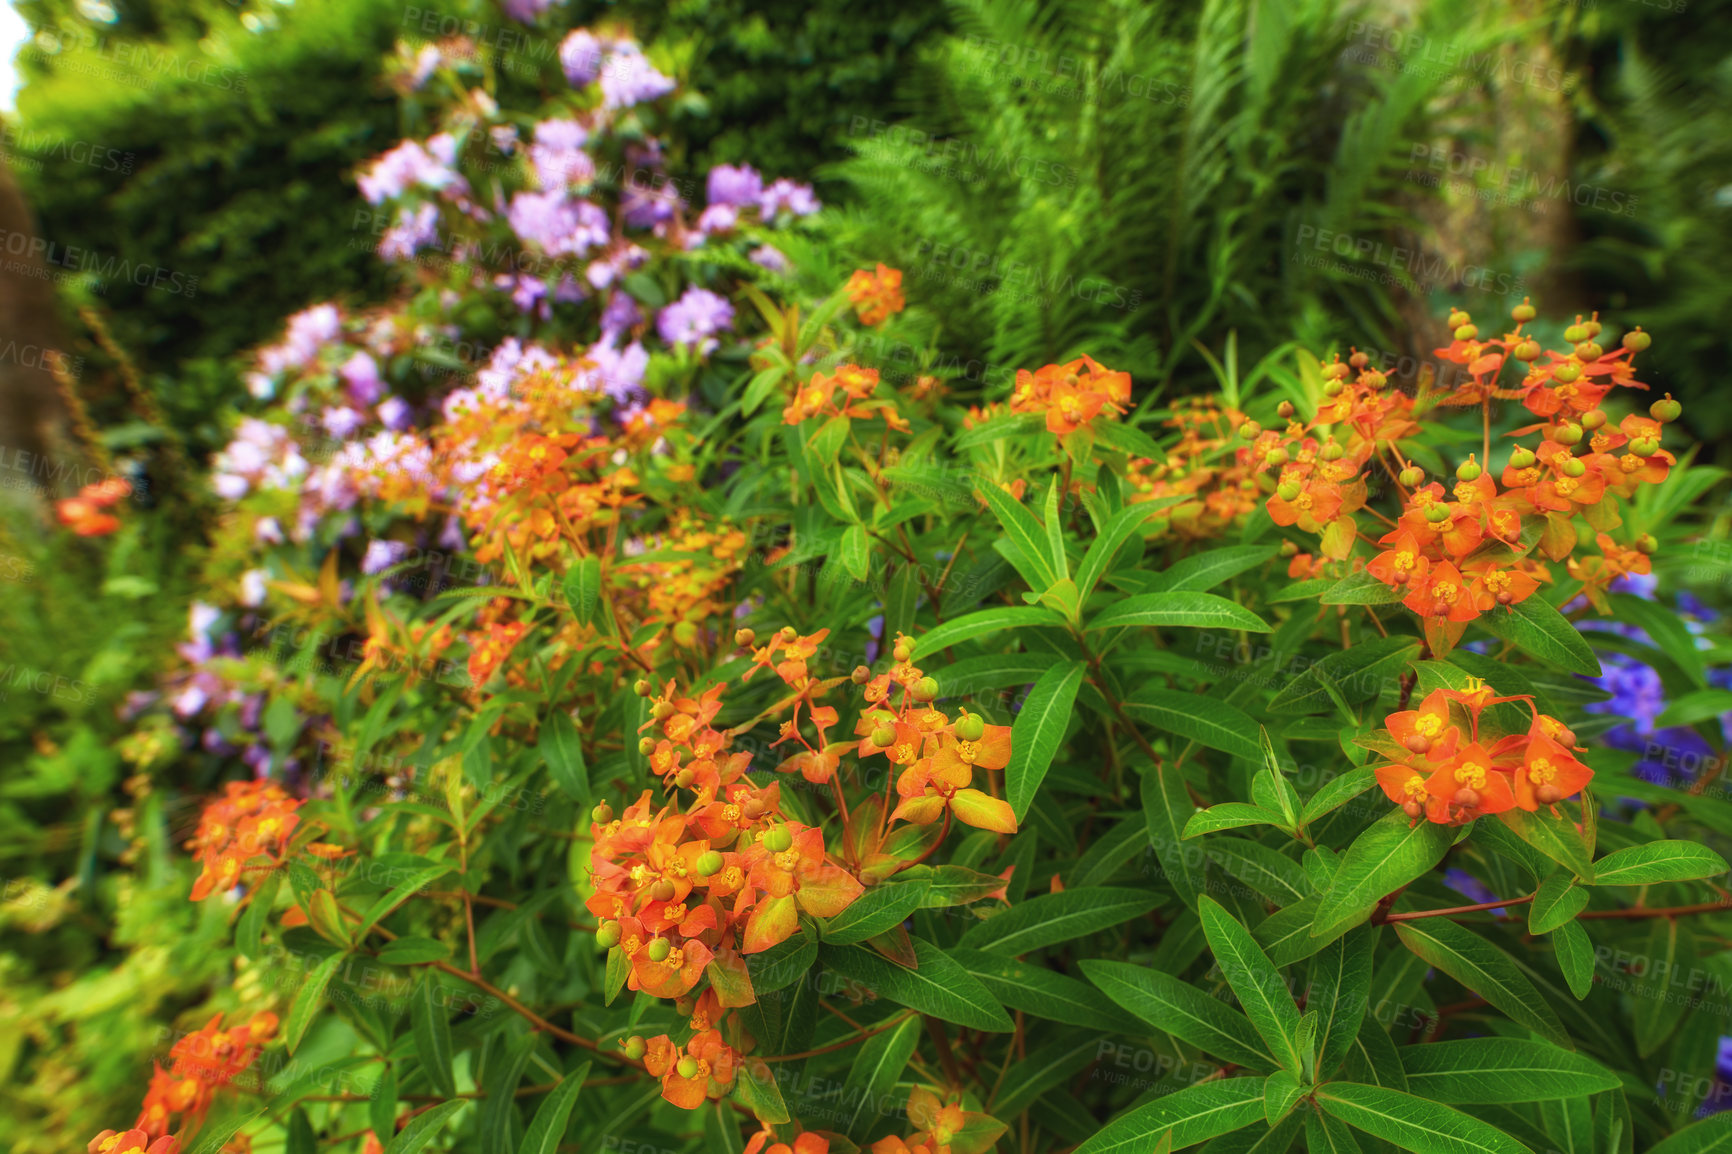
[2, 0, 1731, 1147]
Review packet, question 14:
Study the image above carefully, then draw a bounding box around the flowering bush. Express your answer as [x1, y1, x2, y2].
[57, 15, 1732, 1154]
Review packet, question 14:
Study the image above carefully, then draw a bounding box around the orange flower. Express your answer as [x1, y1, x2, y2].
[1424, 741, 1518, 822]
[845, 263, 905, 326]
[1368, 530, 1430, 592]
[1512, 724, 1594, 812]
[88, 1130, 179, 1154]
[1402, 561, 1477, 622]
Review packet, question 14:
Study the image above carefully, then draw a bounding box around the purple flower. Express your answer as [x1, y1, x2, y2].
[363, 539, 411, 576]
[600, 291, 642, 342]
[586, 339, 649, 403]
[749, 244, 791, 274]
[707, 163, 763, 208]
[239, 569, 269, 607]
[695, 204, 738, 236]
[260, 304, 343, 376]
[377, 396, 412, 431]
[501, 0, 560, 22]
[322, 406, 366, 440]
[585, 243, 648, 290]
[507, 191, 610, 256]
[340, 351, 384, 406]
[358, 139, 464, 205]
[657, 287, 734, 354]
[380, 203, 441, 261]
[622, 180, 680, 229]
[254, 517, 285, 545]
[530, 119, 594, 189]
[758, 178, 820, 220]
[560, 29, 603, 86]
[599, 44, 675, 109]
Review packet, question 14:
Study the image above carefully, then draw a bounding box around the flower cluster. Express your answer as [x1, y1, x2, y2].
[1125, 397, 1263, 539]
[1009, 354, 1132, 435]
[87, 1132, 178, 1154]
[88, 1010, 279, 1152]
[186, 780, 303, 900]
[781, 363, 908, 431]
[55, 476, 133, 536]
[845, 262, 906, 327]
[1374, 680, 1593, 825]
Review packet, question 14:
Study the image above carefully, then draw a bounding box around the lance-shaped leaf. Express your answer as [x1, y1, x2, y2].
[1142, 763, 1203, 908]
[389, 1100, 467, 1154]
[950, 948, 1123, 1031]
[1498, 806, 1594, 882]
[1591, 841, 1730, 886]
[1315, 1083, 1528, 1154]
[1268, 637, 1421, 715]
[1087, 591, 1272, 633]
[1006, 659, 1086, 820]
[1081, 959, 1277, 1072]
[1319, 570, 1407, 605]
[285, 952, 344, 1054]
[1477, 596, 1602, 677]
[821, 877, 930, 945]
[1199, 897, 1304, 1072]
[411, 973, 458, 1096]
[1392, 919, 1569, 1046]
[915, 606, 1068, 654]
[538, 710, 589, 802]
[1184, 803, 1288, 838]
[961, 887, 1162, 956]
[838, 1015, 920, 1142]
[1075, 1077, 1268, 1154]
[1076, 503, 1162, 599]
[1553, 920, 1594, 1000]
[1310, 811, 1454, 941]
[1528, 870, 1588, 935]
[821, 938, 1013, 1032]
[976, 480, 1059, 590]
[1310, 927, 1374, 1076]
[1646, 1112, 1732, 1154]
[1398, 1038, 1620, 1103]
[1147, 544, 1280, 594]
[1126, 689, 1265, 763]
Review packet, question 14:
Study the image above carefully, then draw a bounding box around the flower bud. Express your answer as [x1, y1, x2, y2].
[695, 851, 724, 876]
[1637, 533, 1658, 554]
[1573, 341, 1602, 361]
[1453, 324, 1478, 342]
[1623, 328, 1652, 353]
[1276, 481, 1302, 502]
[591, 803, 614, 823]
[1320, 441, 1345, 461]
[652, 701, 675, 720]
[892, 641, 912, 662]
[651, 880, 676, 902]
[1322, 361, 1349, 380]
[1362, 370, 1387, 390]
[623, 1037, 647, 1061]
[1322, 379, 1344, 398]
[1265, 447, 1290, 467]
[1580, 408, 1607, 431]
[851, 665, 872, 684]
[674, 768, 695, 789]
[1448, 309, 1471, 330]
[1349, 351, 1370, 369]
[1563, 322, 1588, 343]
[1279, 540, 1299, 558]
[676, 1056, 700, 1079]
[1559, 456, 1587, 478]
[596, 921, 622, 948]
[646, 937, 671, 962]
[762, 826, 793, 853]
[734, 628, 755, 648]
[1583, 318, 1602, 338]
[1509, 446, 1537, 469]
[1630, 436, 1661, 457]
[1551, 361, 1582, 384]
[1455, 456, 1482, 482]
[638, 737, 657, 755]
[956, 713, 986, 741]
[1551, 423, 1584, 447]
[1425, 503, 1452, 523]
[1650, 394, 1681, 423]
[1512, 339, 1542, 361]
[1512, 299, 1536, 323]
[1398, 467, 1424, 488]
[1277, 401, 1295, 419]
[634, 679, 652, 696]
[1240, 420, 1263, 440]
[871, 725, 897, 747]
[912, 676, 939, 702]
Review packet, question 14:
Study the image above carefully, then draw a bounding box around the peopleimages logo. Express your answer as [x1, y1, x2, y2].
[0, 228, 197, 297]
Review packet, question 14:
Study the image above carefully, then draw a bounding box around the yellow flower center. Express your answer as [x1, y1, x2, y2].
[956, 740, 979, 762]
[1403, 774, 1427, 800]
[1295, 493, 1314, 510]
[1415, 715, 1443, 738]
[1453, 762, 1488, 789]
[663, 903, 687, 922]
[720, 867, 744, 889]
[1529, 757, 1557, 785]
[664, 947, 685, 969]
[1394, 552, 1416, 572]
[1434, 582, 1459, 604]
[1555, 478, 1579, 496]
[1483, 571, 1510, 592]
[774, 849, 800, 872]
[721, 804, 741, 823]
[894, 742, 916, 763]
[623, 934, 643, 955]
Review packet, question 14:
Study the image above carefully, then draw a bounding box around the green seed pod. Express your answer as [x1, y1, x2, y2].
[1320, 441, 1345, 462]
[851, 665, 872, 684]
[871, 725, 897, 748]
[1580, 409, 1607, 431]
[1362, 370, 1387, 390]
[1509, 446, 1537, 470]
[1279, 540, 1299, 558]
[1650, 395, 1681, 423]
[1448, 309, 1471, 330]
[1551, 423, 1584, 447]
[646, 938, 671, 962]
[1453, 324, 1478, 342]
[651, 880, 676, 903]
[956, 713, 986, 741]
[1265, 447, 1290, 467]
[1559, 457, 1587, 478]
[734, 628, 755, 648]
[1582, 318, 1602, 338]
[1513, 339, 1542, 361]
[1551, 361, 1582, 384]
[1623, 329, 1652, 353]
[1322, 379, 1344, 398]
[676, 1056, 700, 1079]
[762, 826, 793, 853]
[623, 1037, 647, 1061]
[1322, 362, 1350, 380]
[591, 803, 614, 823]
[1512, 299, 1536, 323]
[596, 921, 622, 949]
[1276, 481, 1302, 502]
[1239, 420, 1263, 439]
[634, 679, 652, 696]
[1637, 533, 1658, 554]
[912, 676, 939, 702]
[638, 737, 657, 755]
[1630, 436, 1661, 457]
[1398, 467, 1424, 488]
[695, 851, 725, 877]
[1563, 323, 1588, 343]
[1425, 503, 1453, 524]
[1455, 457, 1482, 482]
[1573, 341, 1602, 361]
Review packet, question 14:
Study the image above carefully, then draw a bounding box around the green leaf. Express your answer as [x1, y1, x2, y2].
[1005, 660, 1086, 820]
[822, 877, 930, 945]
[1268, 638, 1420, 715]
[388, 1099, 466, 1154]
[961, 887, 1162, 956]
[412, 973, 458, 1097]
[1592, 840, 1730, 886]
[948, 947, 1125, 1031]
[1392, 919, 1569, 1046]
[733, 1056, 791, 1124]
[1148, 545, 1280, 593]
[482, 1034, 537, 1154]
[538, 711, 589, 802]
[1074, 1077, 1267, 1154]
[741, 364, 788, 416]
[1300, 766, 1378, 828]
[915, 607, 1067, 654]
[354, 864, 455, 941]
[1310, 812, 1453, 941]
[1647, 1112, 1732, 1154]
[840, 524, 871, 582]
[1319, 570, 1407, 605]
[1553, 920, 1594, 999]
[1200, 897, 1303, 1072]
[822, 938, 1013, 1031]
[1081, 960, 1277, 1072]
[1398, 1038, 1620, 1102]
[188, 1110, 266, 1154]
[1529, 871, 1588, 935]
[1263, 1070, 1306, 1127]
[1076, 503, 1162, 598]
[1632, 917, 1693, 1056]
[285, 952, 343, 1054]
[1184, 803, 1287, 838]
[1088, 591, 1272, 633]
[1042, 475, 1069, 579]
[1315, 1083, 1528, 1154]
[1310, 928, 1374, 1076]
[1656, 688, 1732, 729]
[1607, 593, 1708, 689]
[838, 1015, 920, 1142]
[976, 481, 1059, 590]
[1142, 763, 1202, 908]
[562, 554, 601, 626]
[1499, 806, 1594, 882]
[1477, 596, 1602, 676]
[515, 1064, 588, 1154]
[1305, 1108, 1364, 1154]
[1126, 689, 1265, 762]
